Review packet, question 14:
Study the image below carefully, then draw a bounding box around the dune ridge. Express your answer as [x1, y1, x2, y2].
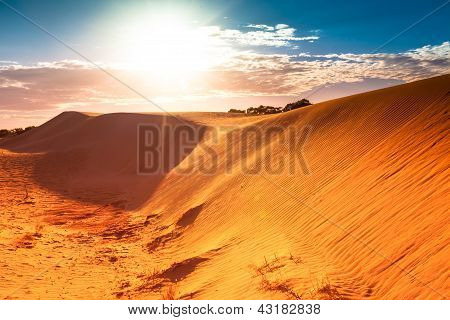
[0, 75, 449, 299]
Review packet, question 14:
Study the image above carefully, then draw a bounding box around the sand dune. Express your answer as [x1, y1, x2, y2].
[0, 75, 449, 299]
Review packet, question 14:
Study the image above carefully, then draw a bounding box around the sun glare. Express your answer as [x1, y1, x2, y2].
[118, 13, 217, 84]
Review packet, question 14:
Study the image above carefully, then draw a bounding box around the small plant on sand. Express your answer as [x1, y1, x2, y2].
[252, 255, 285, 276]
[19, 184, 35, 205]
[259, 275, 302, 300]
[311, 277, 343, 300]
[146, 268, 162, 287]
[161, 283, 178, 300]
[289, 252, 303, 264]
[252, 254, 302, 299]
[33, 224, 43, 238]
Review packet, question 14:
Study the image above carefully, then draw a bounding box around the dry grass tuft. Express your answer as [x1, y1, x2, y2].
[252, 254, 302, 299]
[161, 283, 178, 300]
[311, 277, 343, 300]
[260, 276, 302, 299]
[289, 252, 303, 264]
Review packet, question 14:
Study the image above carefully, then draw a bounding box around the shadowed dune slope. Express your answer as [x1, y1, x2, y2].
[0, 75, 449, 299]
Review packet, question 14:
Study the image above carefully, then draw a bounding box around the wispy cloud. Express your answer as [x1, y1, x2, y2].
[297, 41, 450, 63]
[0, 60, 18, 64]
[0, 40, 448, 117]
[0, 60, 127, 111]
[246, 24, 275, 31]
[204, 24, 318, 47]
[202, 41, 450, 95]
[275, 24, 290, 30]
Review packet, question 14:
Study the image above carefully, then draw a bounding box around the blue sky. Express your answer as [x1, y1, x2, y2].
[1, 0, 449, 61]
[0, 0, 449, 128]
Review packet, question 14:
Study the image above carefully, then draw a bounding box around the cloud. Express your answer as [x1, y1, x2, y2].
[205, 24, 319, 47]
[0, 60, 131, 111]
[275, 24, 289, 30]
[203, 41, 450, 96]
[0, 42, 448, 119]
[296, 41, 450, 64]
[246, 24, 275, 31]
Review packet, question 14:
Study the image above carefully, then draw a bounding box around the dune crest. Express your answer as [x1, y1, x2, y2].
[0, 75, 449, 299]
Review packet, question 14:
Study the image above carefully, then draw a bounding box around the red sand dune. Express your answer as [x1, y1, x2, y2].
[0, 75, 449, 299]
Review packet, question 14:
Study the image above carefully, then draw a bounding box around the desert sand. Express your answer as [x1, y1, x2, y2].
[0, 75, 449, 299]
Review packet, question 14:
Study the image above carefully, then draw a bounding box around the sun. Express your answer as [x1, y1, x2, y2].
[117, 13, 215, 82]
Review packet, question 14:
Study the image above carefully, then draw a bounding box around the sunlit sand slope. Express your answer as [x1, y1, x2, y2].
[0, 75, 448, 299]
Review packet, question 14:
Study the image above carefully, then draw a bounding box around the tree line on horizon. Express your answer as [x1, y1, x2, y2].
[0, 126, 36, 138]
[228, 98, 312, 115]
[1, 100, 312, 138]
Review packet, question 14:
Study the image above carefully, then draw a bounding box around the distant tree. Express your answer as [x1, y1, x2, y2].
[24, 126, 36, 132]
[246, 105, 282, 115]
[0, 129, 9, 138]
[282, 99, 312, 112]
[11, 128, 25, 135]
[228, 108, 245, 114]
[0, 126, 36, 138]
[261, 106, 282, 114]
[246, 107, 258, 115]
